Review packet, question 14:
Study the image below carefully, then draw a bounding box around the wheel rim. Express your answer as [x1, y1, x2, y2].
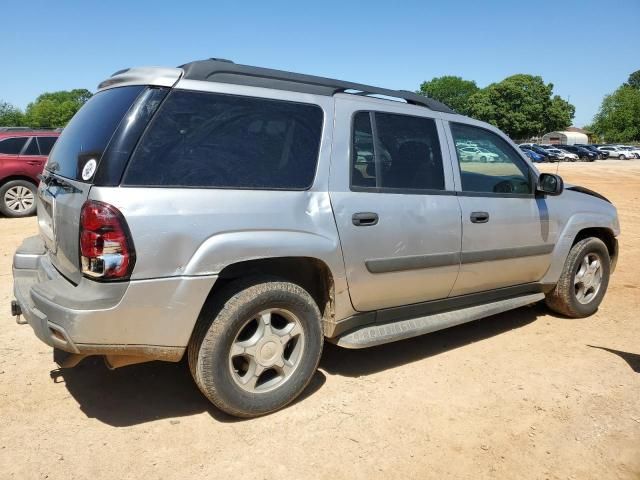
[229, 308, 305, 393]
[574, 252, 603, 305]
[4, 185, 34, 213]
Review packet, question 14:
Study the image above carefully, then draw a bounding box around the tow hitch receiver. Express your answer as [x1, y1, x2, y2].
[11, 300, 26, 324]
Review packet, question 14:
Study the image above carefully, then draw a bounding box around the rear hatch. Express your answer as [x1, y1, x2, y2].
[38, 86, 148, 284]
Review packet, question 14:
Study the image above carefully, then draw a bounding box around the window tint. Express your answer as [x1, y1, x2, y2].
[350, 111, 445, 191]
[0, 137, 28, 155]
[124, 90, 324, 189]
[46, 86, 144, 181]
[451, 123, 532, 195]
[23, 137, 40, 155]
[37, 136, 58, 156]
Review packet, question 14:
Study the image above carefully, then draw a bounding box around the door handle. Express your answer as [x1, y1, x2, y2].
[470, 211, 490, 223]
[352, 212, 379, 226]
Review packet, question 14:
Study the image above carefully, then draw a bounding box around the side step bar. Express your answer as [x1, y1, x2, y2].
[332, 293, 545, 349]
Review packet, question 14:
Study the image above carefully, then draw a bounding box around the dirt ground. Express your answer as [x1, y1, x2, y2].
[0, 160, 639, 480]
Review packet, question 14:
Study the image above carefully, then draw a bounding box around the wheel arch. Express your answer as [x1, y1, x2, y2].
[572, 227, 618, 272]
[0, 175, 39, 188]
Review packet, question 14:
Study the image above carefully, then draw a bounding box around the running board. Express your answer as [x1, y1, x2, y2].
[332, 293, 545, 349]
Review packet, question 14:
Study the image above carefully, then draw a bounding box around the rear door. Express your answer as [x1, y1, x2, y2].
[18, 136, 49, 178]
[38, 86, 147, 283]
[0, 136, 30, 177]
[329, 96, 462, 312]
[445, 121, 557, 296]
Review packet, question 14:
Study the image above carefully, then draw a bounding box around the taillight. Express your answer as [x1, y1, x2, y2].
[79, 200, 135, 280]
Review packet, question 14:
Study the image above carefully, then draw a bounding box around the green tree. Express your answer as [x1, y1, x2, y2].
[591, 85, 640, 142]
[626, 70, 640, 89]
[24, 89, 92, 128]
[418, 76, 478, 114]
[0, 101, 25, 126]
[466, 74, 574, 139]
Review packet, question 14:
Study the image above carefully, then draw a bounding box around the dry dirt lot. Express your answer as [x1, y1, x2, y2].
[0, 160, 639, 480]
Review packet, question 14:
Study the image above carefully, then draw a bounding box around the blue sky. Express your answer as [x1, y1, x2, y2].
[2, 0, 639, 126]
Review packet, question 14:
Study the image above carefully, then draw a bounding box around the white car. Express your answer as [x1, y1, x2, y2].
[546, 148, 578, 161]
[598, 146, 635, 160]
[458, 145, 500, 162]
[616, 145, 640, 159]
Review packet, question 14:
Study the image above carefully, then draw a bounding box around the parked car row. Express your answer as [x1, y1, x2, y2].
[519, 143, 640, 162]
[0, 130, 60, 217]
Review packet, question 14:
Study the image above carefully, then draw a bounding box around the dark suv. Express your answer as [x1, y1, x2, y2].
[556, 144, 597, 162]
[0, 131, 59, 217]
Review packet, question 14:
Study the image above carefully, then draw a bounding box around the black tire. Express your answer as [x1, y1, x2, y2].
[545, 237, 610, 318]
[188, 277, 324, 418]
[619, 154, 625, 160]
[0, 180, 37, 218]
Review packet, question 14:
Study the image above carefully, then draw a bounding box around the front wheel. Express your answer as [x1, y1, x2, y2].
[545, 237, 610, 318]
[619, 154, 625, 160]
[188, 278, 324, 418]
[0, 180, 37, 218]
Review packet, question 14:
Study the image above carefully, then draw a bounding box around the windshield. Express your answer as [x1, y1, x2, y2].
[45, 86, 144, 181]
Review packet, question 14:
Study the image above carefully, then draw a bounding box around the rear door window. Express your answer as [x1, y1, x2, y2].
[37, 136, 58, 156]
[0, 137, 28, 155]
[45, 86, 144, 181]
[350, 111, 445, 192]
[123, 90, 324, 189]
[23, 137, 40, 155]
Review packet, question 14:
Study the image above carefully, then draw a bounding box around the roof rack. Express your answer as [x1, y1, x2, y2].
[179, 58, 455, 114]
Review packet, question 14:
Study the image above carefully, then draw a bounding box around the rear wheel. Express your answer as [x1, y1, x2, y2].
[0, 180, 37, 218]
[545, 237, 610, 318]
[188, 277, 323, 418]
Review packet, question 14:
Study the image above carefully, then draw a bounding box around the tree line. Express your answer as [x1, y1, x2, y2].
[1, 70, 638, 142]
[0, 89, 92, 129]
[419, 70, 640, 142]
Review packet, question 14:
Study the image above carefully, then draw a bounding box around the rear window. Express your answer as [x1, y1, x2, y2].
[123, 90, 324, 189]
[45, 86, 144, 181]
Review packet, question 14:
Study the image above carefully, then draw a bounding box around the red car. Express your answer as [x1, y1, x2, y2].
[0, 130, 60, 217]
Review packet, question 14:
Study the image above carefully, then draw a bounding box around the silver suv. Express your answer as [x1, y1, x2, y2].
[11, 59, 620, 418]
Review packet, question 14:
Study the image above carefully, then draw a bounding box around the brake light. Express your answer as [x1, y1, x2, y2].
[80, 200, 135, 280]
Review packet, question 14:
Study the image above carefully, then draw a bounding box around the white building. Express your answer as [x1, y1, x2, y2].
[541, 130, 589, 145]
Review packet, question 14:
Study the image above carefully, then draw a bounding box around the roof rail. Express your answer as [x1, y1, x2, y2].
[178, 58, 455, 114]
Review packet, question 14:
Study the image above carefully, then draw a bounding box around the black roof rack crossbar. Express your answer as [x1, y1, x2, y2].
[179, 59, 455, 114]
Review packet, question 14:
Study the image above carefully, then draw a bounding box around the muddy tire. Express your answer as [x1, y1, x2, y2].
[188, 277, 323, 418]
[545, 237, 610, 318]
[0, 180, 37, 218]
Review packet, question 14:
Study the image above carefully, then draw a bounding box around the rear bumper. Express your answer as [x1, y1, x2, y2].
[12, 236, 217, 362]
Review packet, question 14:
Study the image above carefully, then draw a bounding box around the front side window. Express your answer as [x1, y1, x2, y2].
[351, 111, 445, 191]
[0, 137, 28, 155]
[124, 90, 324, 189]
[451, 123, 532, 195]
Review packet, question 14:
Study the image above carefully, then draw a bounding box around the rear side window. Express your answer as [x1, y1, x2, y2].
[37, 136, 58, 156]
[23, 137, 39, 155]
[45, 86, 144, 181]
[0, 137, 28, 155]
[351, 111, 445, 191]
[124, 90, 324, 189]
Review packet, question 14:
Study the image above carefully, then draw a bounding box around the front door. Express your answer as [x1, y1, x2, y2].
[446, 121, 557, 296]
[329, 96, 462, 312]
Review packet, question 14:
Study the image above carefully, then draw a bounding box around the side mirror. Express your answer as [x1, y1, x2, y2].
[537, 173, 564, 196]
